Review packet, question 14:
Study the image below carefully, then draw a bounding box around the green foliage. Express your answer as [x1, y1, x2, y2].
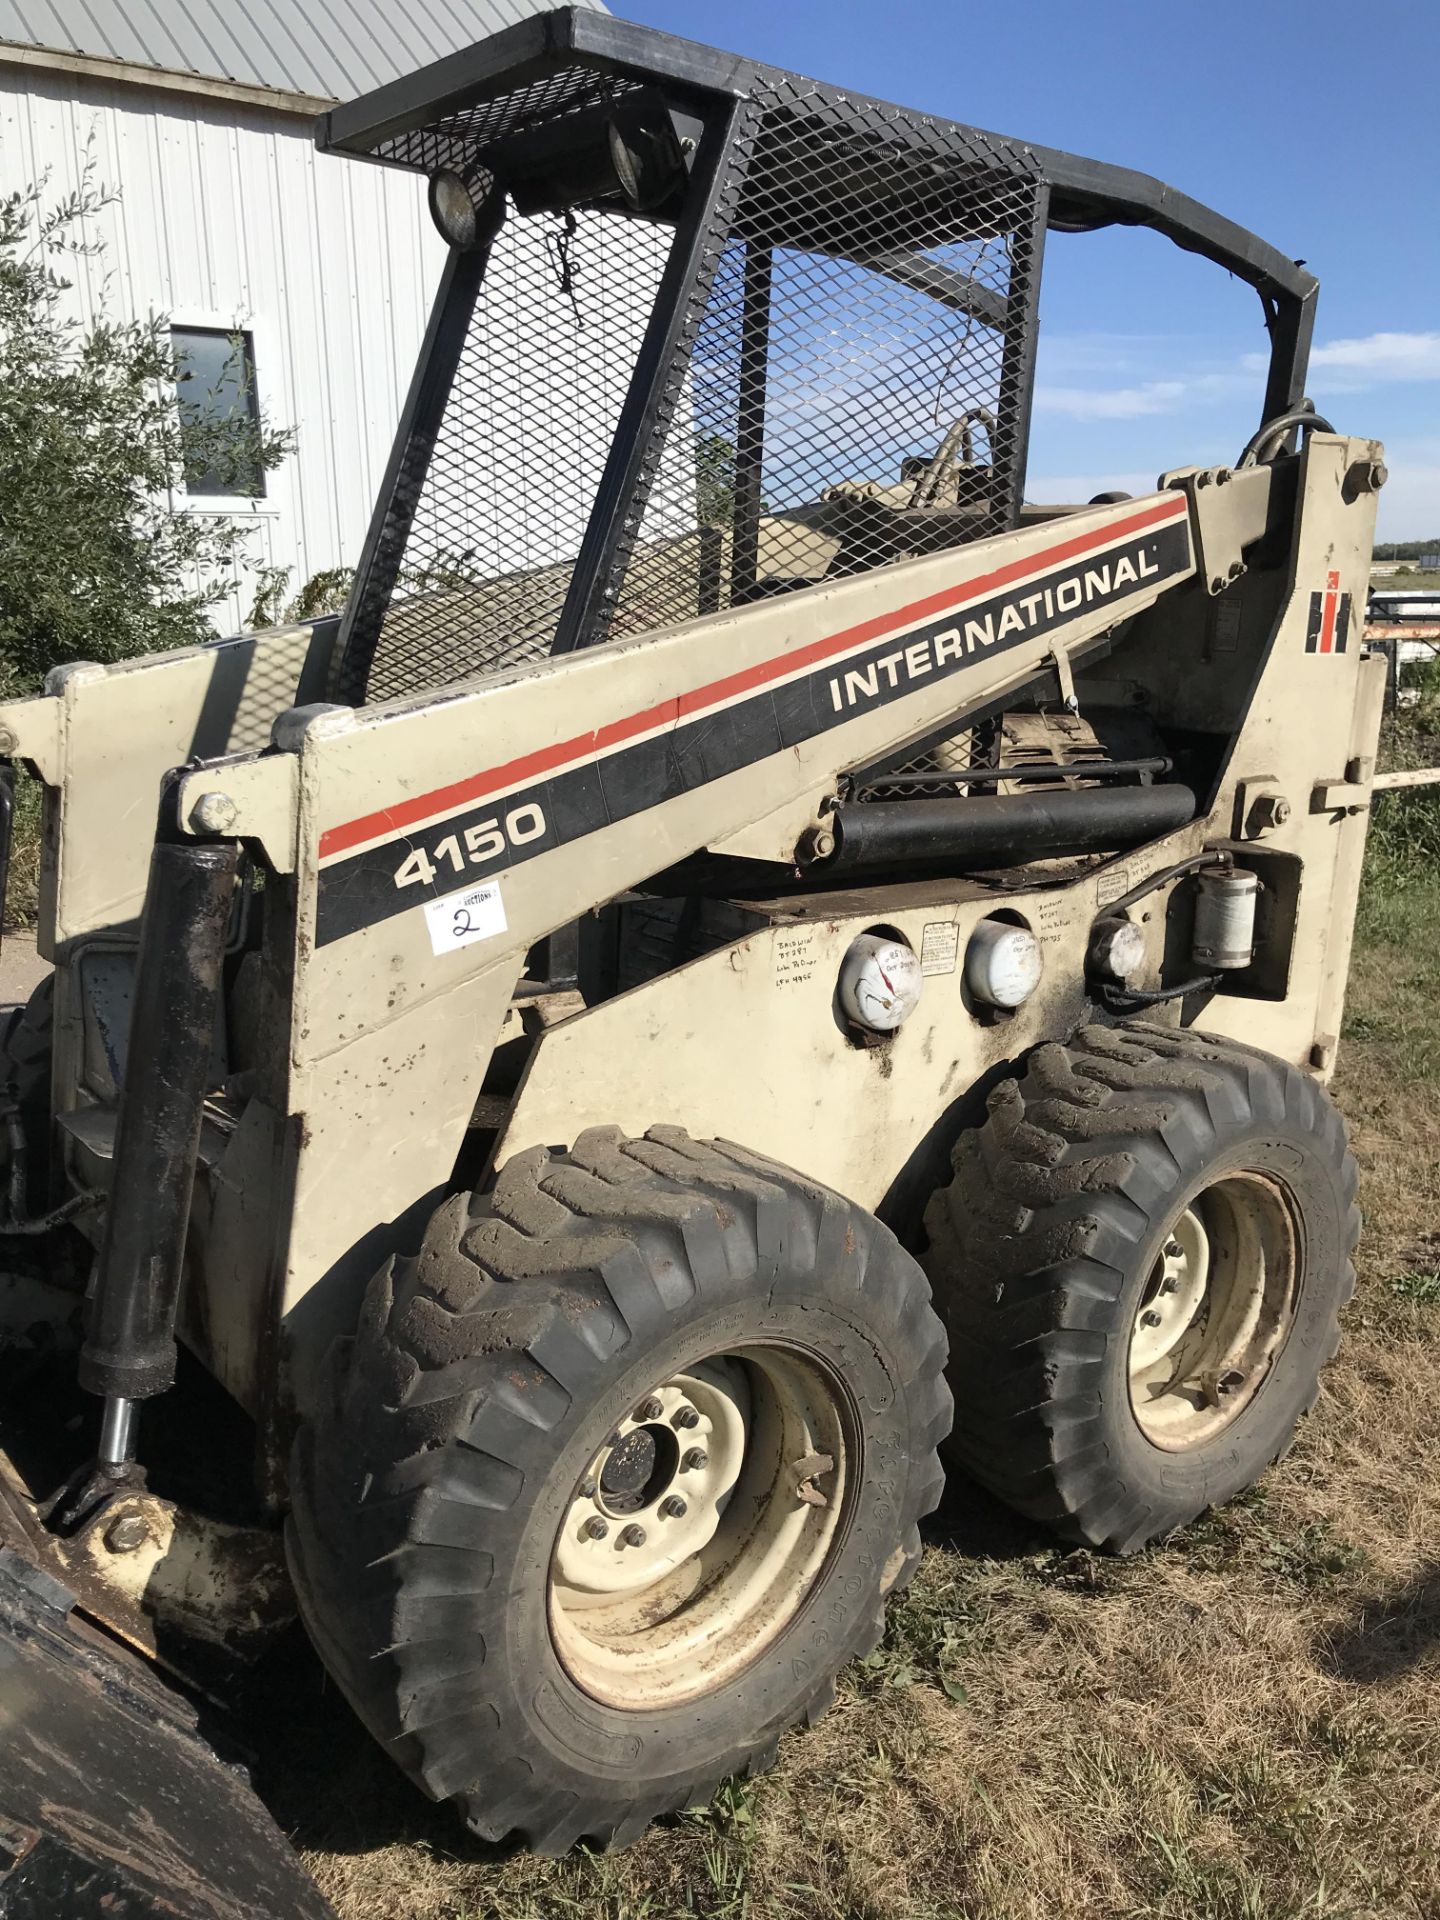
[1373, 540, 1440, 562]
[0, 160, 291, 697]
[246, 563, 354, 630]
[694, 434, 737, 528]
[1389, 1269, 1440, 1306]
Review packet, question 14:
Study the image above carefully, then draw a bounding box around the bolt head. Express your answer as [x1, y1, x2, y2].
[578, 1476, 597, 1499]
[673, 1406, 700, 1430]
[659, 1496, 688, 1519]
[1368, 461, 1388, 491]
[103, 1513, 150, 1554]
[582, 1515, 609, 1540]
[1140, 1309, 1163, 1328]
[620, 1523, 647, 1548]
[796, 824, 836, 865]
[1252, 793, 1291, 833]
[636, 1398, 664, 1423]
[189, 790, 238, 834]
[682, 1447, 708, 1472]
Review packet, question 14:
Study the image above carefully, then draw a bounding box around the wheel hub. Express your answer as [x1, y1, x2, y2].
[553, 1362, 749, 1596]
[548, 1345, 852, 1709]
[1127, 1172, 1300, 1451]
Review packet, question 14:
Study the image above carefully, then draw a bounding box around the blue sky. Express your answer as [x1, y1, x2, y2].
[626, 0, 1439, 538]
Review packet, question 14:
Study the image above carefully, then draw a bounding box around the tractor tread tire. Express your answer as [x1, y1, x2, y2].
[288, 1125, 950, 1855]
[923, 1021, 1358, 1553]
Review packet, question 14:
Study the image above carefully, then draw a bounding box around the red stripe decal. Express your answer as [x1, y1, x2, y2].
[319, 497, 1187, 860]
[1318, 568, 1340, 655]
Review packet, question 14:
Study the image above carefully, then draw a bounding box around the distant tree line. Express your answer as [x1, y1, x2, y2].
[1374, 541, 1440, 561]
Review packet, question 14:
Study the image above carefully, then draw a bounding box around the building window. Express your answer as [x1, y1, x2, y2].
[171, 326, 265, 497]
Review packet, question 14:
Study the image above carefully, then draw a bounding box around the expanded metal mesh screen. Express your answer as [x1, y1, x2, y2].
[339, 62, 1043, 705]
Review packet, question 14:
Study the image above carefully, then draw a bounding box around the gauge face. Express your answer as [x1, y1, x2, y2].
[965, 919, 1043, 1009]
[838, 936, 923, 1032]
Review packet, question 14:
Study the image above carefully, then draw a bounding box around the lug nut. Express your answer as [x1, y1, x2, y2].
[620, 1523, 647, 1548]
[659, 1496, 688, 1519]
[636, 1398, 664, 1422]
[682, 1448, 708, 1472]
[673, 1406, 700, 1430]
[1140, 1309, 1163, 1328]
[1158, 1276, 1179, 1297]
[1164, 1240, 1183, 1259]
[579, 1476, 597, 1499]
[582, 1515, 609, 1540]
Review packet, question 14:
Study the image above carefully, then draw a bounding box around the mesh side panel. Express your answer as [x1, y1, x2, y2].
[603, 77, 1043, 646]
[359, 204, 675, 704]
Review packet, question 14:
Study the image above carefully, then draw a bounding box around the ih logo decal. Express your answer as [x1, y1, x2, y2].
[1306, 570, 1351, 655]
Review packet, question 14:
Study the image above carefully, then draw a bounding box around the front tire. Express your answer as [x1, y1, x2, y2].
[287, 1126, 950, 1854]
[923, 1022, 1359, 1553]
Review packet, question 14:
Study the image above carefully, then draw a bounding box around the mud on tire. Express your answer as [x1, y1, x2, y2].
[923, 1021, 1359, 1554]
[287, 1126, 950, 1854]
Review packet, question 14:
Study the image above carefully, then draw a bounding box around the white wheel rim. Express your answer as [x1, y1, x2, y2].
[548, 1345, 852, 1710]
[1127, 1172, 1300, 1451]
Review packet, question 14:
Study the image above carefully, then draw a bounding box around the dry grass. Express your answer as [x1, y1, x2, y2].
[273, 870, 1440, 1920]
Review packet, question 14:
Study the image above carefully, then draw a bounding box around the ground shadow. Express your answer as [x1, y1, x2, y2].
[1314, 1560, 1440, 1684]
[234, 1625, 525, 1864]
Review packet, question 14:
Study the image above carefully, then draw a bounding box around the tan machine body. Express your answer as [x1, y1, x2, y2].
[0, 435, 1384, 1425]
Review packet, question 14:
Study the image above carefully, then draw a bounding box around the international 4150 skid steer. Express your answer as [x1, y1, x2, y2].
[0, 9, 1429, 1906]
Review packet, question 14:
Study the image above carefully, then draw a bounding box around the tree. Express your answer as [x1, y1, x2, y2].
[0, 164, 291, 697]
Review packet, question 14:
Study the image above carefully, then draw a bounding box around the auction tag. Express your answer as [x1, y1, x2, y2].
[424, 880, 507, 955]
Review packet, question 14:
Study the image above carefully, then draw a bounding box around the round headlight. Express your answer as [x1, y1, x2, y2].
[428, 169, 482, 250]
[838, 934, 923, 1033]
[1089, 918, 1147, 982]
[965, 918, 1043, 1009]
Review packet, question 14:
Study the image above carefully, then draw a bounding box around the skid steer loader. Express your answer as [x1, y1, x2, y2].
[0, 7, 1428, 1897]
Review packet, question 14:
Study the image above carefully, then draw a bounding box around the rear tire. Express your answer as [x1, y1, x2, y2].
[287, 1126, 950, 1854]
[923, 1021, 1359, 1553]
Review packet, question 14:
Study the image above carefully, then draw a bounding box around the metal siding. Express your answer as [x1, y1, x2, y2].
[2, 65, 439, 630]
[0, 0, 605, 102]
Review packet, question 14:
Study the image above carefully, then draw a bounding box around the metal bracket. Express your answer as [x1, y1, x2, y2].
[1046, 647, 1079, 713]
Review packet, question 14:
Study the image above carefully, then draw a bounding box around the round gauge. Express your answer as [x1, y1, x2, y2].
[837, 934, 923, 1033]
[965, 918, 1043, 1009]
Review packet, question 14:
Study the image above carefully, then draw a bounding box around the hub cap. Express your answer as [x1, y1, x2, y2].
[549, 1348, 853, 1709]
[1127, 1172, 1300, 1451]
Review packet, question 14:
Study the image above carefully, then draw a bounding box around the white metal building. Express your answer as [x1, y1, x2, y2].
[0, 0, 603, 630]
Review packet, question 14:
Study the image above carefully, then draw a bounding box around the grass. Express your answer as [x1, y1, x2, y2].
[270, 814, 1440, 1920]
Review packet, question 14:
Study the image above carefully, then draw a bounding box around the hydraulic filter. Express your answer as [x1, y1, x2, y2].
[1192, 865, 1260, 970]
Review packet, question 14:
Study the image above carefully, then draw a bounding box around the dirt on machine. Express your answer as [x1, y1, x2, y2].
[0, 9, 1429, 1911]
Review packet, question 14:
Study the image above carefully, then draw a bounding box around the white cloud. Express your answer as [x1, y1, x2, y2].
[1246, 330, 1440, 391]
[1033, 381, 1187, 421]
[1313, 331, 1440, 382]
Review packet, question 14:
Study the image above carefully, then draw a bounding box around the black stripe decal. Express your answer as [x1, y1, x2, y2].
[1305, 592, 1323, 653]
[315, 520, 1192, 946]
[1334, 594, 1350, 654]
